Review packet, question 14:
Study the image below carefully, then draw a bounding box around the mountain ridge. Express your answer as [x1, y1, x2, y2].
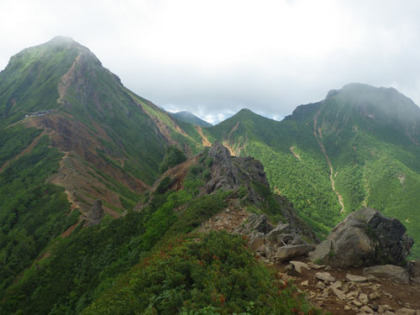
[0, 38, 419, 314]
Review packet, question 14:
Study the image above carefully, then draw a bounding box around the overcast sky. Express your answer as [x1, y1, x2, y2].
[1, 0, 420, 124]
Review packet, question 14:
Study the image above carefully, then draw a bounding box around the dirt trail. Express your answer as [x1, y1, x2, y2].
[57, 54, 80, 105]
[313, 107, 345, 214]
[290, 146, 301, 161]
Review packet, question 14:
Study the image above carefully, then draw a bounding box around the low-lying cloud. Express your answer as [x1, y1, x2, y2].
[1, 0, 420, 124]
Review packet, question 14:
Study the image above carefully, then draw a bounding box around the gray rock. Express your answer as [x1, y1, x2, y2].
[408, 260, 420, 283]
[395, 308, 417, 315]
[266, 222, 290, 240]
[363, 265, 410, 284]
[290, 261, 310, 274]
[315, 272, 336, 282]
[346, 273, 368, 282]
[315, 281, 326, 290]
[309, 208, 413, 268]
[307, 262, 326, 270]
[360, 305, 374, 313]
[84, 199, 104, 226]
[308, 239, 333, 264]
[330, 281, 346, 300]
[359, 293, 369, 305]
[236, 214, 273, 235]
[271, 244, 313, 262]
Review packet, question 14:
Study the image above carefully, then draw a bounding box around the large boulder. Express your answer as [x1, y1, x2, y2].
[363, 264, 410, 284]
[309, 208, 413, 268]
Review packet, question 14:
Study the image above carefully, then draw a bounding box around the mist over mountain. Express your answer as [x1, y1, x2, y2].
[170, 110, 213, 127]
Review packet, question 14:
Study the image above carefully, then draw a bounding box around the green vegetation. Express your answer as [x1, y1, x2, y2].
[159, 146, 187, 173]
[84, 232, 319, 315]
[0, 142, 320, 314]
[0, 133, 75, 293]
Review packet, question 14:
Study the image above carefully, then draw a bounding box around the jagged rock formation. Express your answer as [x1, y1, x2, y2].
[205, 141, 267, 203]
[84, 199, 104, 226]
[309, 207, 414, 268]
[205, 142, 317, 240]
[235, 214, 315, 262]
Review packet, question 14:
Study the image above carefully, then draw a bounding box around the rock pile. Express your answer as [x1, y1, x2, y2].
[282, 261, 420, 314]
[235, 214, 315, 262]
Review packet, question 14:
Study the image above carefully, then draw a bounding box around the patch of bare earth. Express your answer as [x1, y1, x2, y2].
[195, 126, 211, 147]
[197, 205, 251, 234]
[60, 220, 80, 237]
[290, 146, 301, 161]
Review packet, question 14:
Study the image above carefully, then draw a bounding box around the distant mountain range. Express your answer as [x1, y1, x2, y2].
[0, 37, 419, 313]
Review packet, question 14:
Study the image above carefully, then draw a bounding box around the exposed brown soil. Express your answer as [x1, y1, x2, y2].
[290, 146, 302, 161]
[195, 126, 211, 147]
[152, 155, 200, 193]
[60, 220, 80, 237]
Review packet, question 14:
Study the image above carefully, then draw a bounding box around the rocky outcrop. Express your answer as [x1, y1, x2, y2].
[205, 141, 268, 204]
[84, 199, 104, 226]
[309, 207, 413, 268]
[205, 142, 317, 241]
[235, 214, 315, 262]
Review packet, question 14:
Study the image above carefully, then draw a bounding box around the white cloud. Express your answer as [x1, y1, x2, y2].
[1, 0, 420, 121]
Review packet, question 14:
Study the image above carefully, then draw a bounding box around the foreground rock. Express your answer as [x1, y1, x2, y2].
[409, 260, 420, 284]
[309, 207, 413, 268]
[364, 265, 410, 284]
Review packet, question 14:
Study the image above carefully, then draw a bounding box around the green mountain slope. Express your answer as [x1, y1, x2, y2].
[0, 144, 318, 314]
[206, 84, 420, 256]
[0, 37, 202, 296]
